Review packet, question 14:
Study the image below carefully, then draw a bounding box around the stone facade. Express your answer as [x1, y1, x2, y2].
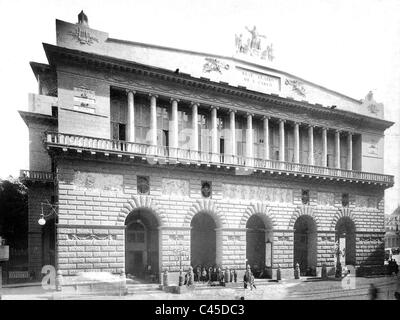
[52, 158, 386, 280]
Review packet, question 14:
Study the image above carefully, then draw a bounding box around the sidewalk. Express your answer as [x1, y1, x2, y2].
[1, 275, 398, 300]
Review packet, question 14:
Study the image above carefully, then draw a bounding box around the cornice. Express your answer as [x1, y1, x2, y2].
[43, 43, 394, 132]
[19, 110, 58, 127]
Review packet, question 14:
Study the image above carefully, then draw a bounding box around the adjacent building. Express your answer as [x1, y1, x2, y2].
[19, 12, 395, 283]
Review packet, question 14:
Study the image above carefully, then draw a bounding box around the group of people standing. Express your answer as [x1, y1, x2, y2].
[183, 265, 257, 290]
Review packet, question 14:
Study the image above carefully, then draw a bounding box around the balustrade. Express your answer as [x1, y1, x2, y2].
[44, 132, 394, 185]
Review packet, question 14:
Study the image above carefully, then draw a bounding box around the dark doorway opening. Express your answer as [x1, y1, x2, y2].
[294, 216, 317, 276]
[190, 213, 216, 268]
[335, 217, 356, 266]
[125, 209, 159, 280]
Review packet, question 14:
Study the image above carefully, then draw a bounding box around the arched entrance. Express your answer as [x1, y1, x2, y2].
[190, 212, 216, 268]
[125, 208, 159, 279]
[335, 217, 356, 266]
[294, 215, 317, 276]
[246, 215, 273, 278]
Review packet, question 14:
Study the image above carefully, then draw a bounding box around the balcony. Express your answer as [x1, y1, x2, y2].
[20, 170, 55, 183]
[44, 132, 394, 187]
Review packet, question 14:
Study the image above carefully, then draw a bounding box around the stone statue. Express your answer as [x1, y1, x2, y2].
[245, 26, 266, 50]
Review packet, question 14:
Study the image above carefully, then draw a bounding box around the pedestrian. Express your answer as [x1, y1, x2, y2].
[244, 265, 252, 289]
[368, 283, 378, 300]
[233, 269, 238, 283]
[201, 267, 207, 283]
[250, 273, 256, 290]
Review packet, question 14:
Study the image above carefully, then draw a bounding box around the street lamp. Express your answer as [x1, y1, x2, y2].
[37, 201, 58, 226]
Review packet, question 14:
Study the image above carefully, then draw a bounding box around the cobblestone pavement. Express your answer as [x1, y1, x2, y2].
[1, 275, 399, 300]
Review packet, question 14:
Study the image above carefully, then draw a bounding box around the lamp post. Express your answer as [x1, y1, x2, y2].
[37, 200, 59, 288]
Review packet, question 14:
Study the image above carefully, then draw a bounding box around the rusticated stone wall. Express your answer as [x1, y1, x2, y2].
[53, 158, 386, 280]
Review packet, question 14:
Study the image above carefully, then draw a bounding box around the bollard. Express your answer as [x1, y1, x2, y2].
[178, 269, 184, 286]
[119, 271, 126, 296]
[276, 265, 281, 281]
[56, 270, 63, 292]
[163, 270, 169, 287]
[294, 263, 299, 279]
[321, 264, 327, 279]
[335, 261, 342, 278]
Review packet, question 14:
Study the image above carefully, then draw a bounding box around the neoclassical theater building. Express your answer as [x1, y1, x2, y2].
[20, 12, 394, 282]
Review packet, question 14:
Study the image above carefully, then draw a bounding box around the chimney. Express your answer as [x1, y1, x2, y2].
[78, 10, 89, 26]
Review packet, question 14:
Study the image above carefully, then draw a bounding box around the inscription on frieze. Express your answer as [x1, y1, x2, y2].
[73, 171, 123, 192]
[223, 184, 293, 203]
[162, 178, 189, 197]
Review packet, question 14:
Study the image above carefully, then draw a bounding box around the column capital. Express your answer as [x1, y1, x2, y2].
[293, 121, 301, 126]
[246, 112, 254, 117]
[335, 129, 341, 134]
[170, 98, 180, 103]
[229, 108, 237, 114]
[307, 124, 315, 129]
[262, 115, 270, 120]
[347, 131, 354, 136]
[149, 93, 158, 99]
[321, 126, 328, 131]
[190, 101, 199, 107]
[125, 89, 136, 95]
[210, 105, 219, 110]
[278, 118, 286, 123]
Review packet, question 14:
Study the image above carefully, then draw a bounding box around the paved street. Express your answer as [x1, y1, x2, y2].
[1, 275, 399, 300]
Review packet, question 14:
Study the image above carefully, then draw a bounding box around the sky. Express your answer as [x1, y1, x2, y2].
[0, 0, 399, 213]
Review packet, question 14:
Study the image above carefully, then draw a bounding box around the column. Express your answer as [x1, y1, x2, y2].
[170, 98, 179, 157]
[263, 116, 270, 160]
[294, 122, 300, 163]
[308, 125, 314, 165]
[191, 102, 199, 152]
[335, 130, 341, 169]
[322, 127, 328, 167]
[211, 106, 218, 162]
[127, 90, 135, 143]
[149, 94, 158, 150]
[279, 119, 285, 162]
[229, 109, 236, 163]
[347, 132, 353, 170]
[246, 113, 253, 164]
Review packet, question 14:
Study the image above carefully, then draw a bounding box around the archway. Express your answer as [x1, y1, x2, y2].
[294, 215, 317, 276]
[125, 208, 159, 279]
[246, 215, 273, 278]
[190, 212, 216, 268]
[335, 217, 356, 266]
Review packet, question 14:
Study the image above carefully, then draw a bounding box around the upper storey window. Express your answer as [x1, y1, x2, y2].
[134, 96, 151, 144]
[110, 89, 127, 141]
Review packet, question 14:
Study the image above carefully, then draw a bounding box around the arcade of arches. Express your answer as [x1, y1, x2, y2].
[123, 208, 358, 279]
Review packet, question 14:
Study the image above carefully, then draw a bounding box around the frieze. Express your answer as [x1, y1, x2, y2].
[67, 234, 116, 240]
[317, 192, 335, 207]
[68, 27, 99, 45]
[73, 171, 123, 192]
[162, 178, 189, 197]
[227, 235, 241, 242]
[355, 195, 377, 209]
[223, 184, 293, 203]
[203, 58, 230, 74]
[285, 79, 306, 97]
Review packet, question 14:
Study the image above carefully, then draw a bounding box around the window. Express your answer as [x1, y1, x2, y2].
[137, 176, 150, 195]
[342, 193, 349, 207]
[201, 181, 212, 198]
[302, 189, 310, 205]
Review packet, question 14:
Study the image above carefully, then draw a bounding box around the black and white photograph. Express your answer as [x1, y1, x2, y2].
[0, 0, 399, 308]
